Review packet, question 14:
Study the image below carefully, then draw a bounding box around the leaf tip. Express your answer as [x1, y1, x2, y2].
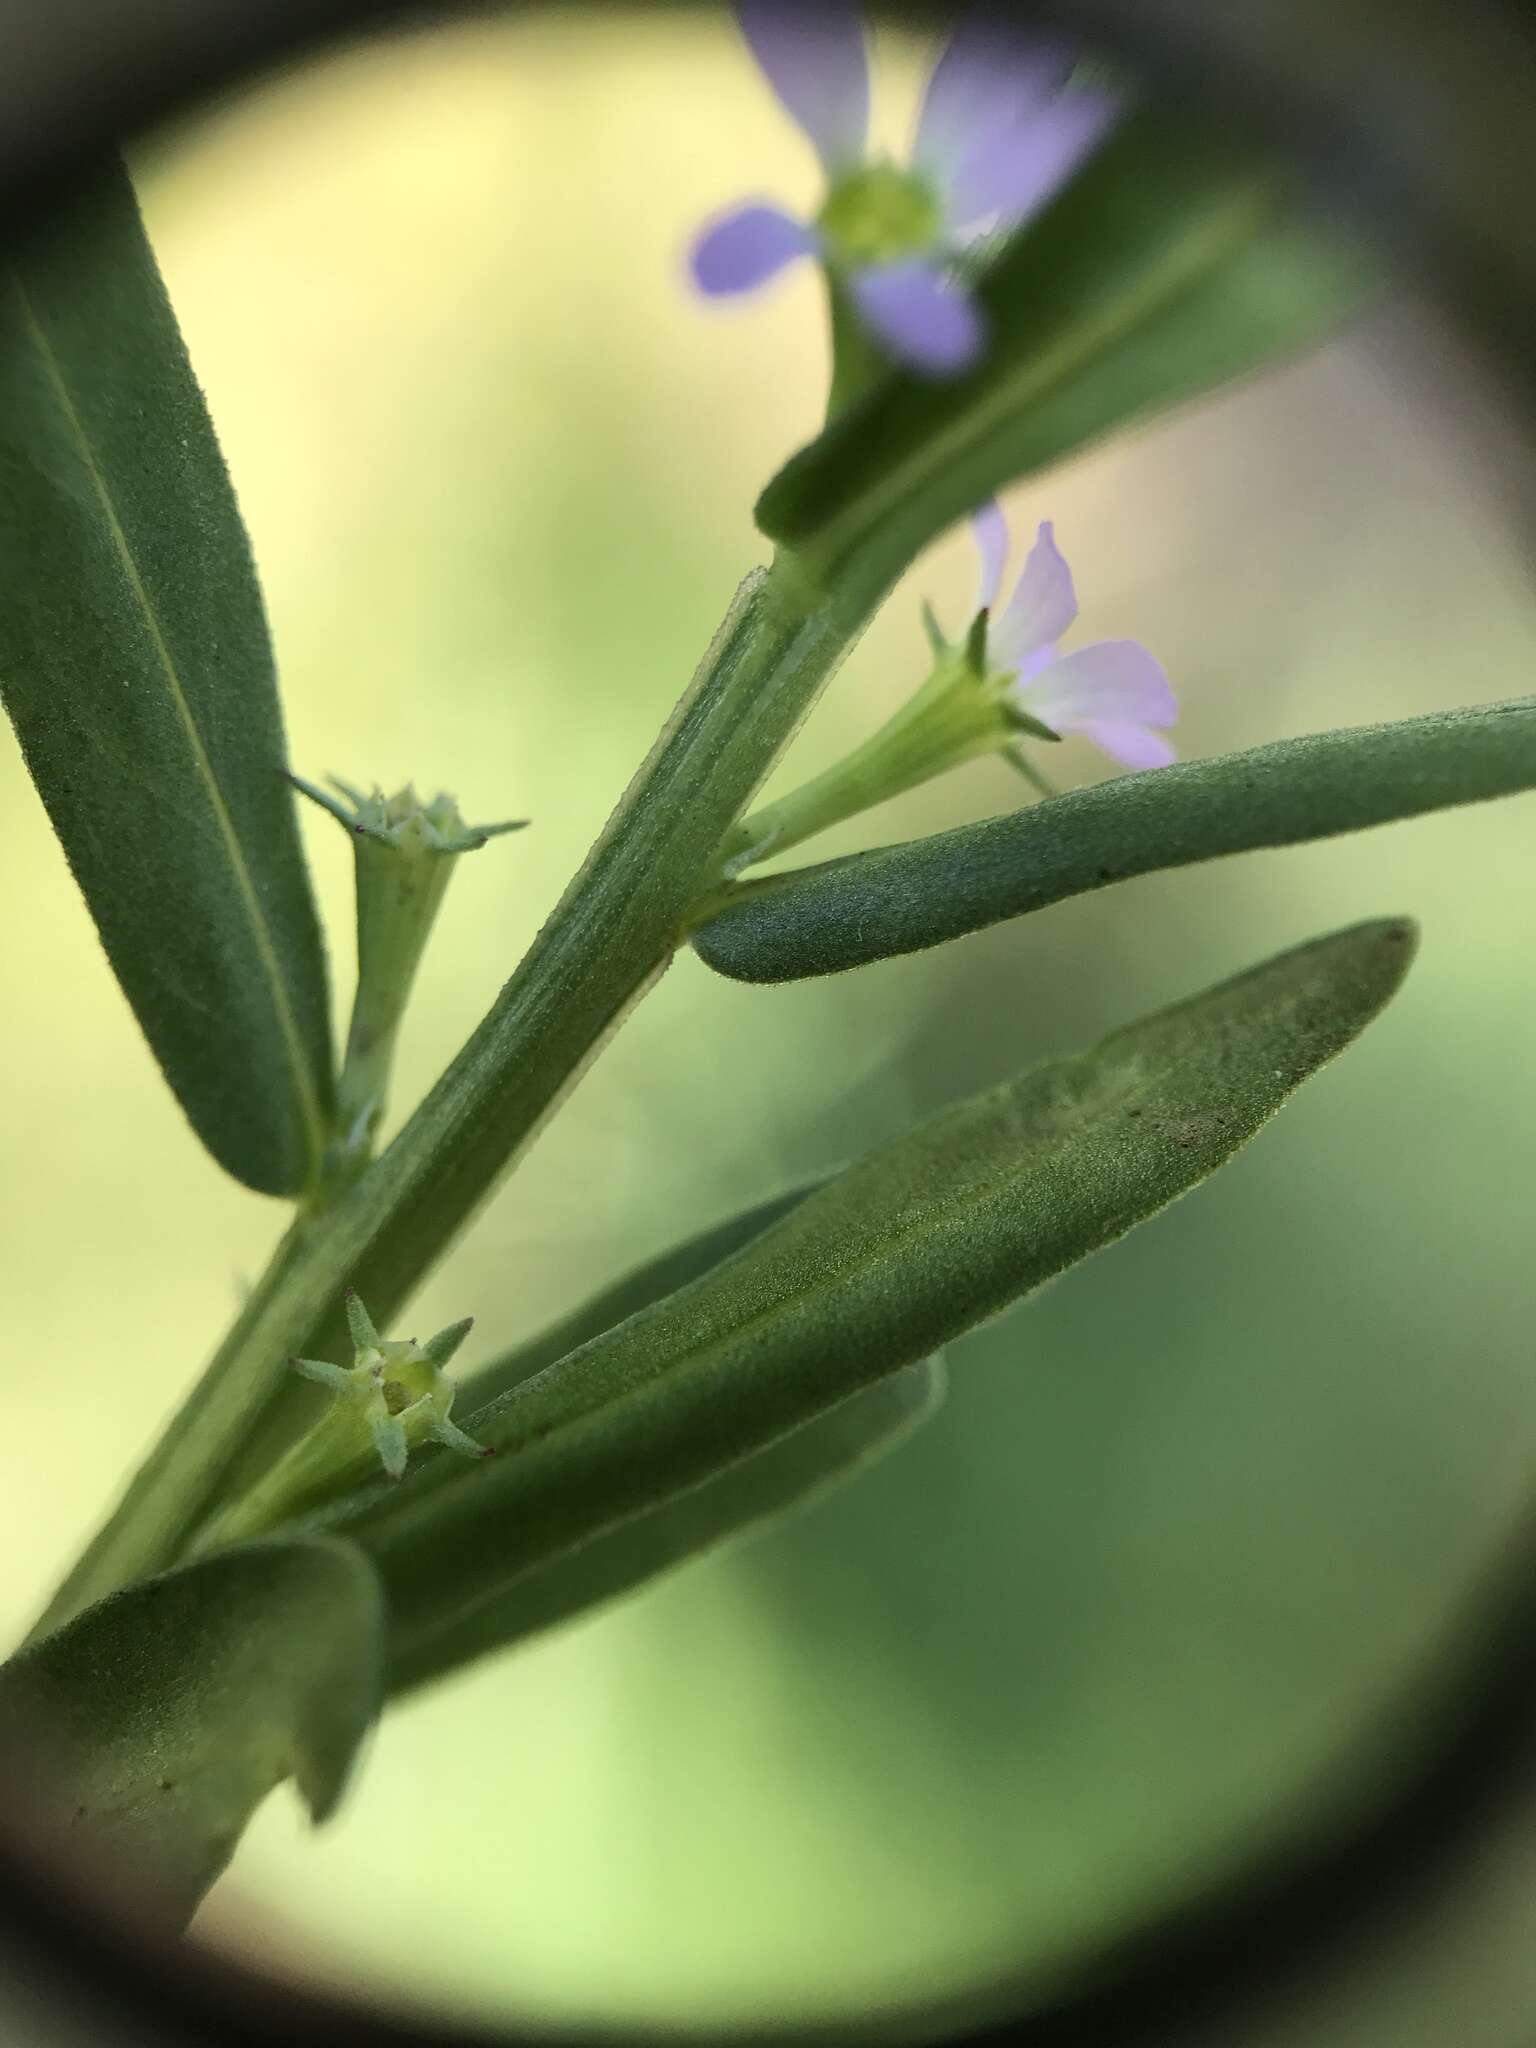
[1341, 913, 1420, 999]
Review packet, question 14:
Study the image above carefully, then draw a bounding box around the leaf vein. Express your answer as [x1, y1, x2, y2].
[9, 271, 327, 1174]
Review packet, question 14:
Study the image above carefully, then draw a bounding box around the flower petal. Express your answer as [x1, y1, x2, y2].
[849, 261, 984, 376]
[991, 521, 1078, 669]
[1013, 639, 1177, 735]
[736, 0, 869, 174]
[946, 89, 1119, 232]
[690, 202, 817, 296]
[913, 13, 1075, 181]
[971, 501, 1009, 613]
[1074, 720, 1179, 772]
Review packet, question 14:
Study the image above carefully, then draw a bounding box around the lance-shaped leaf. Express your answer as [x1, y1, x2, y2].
[0, 1539, 384, 1925]
[456, 1182, 820, 1412]
[758, 113, 1362, 600]
[392, 1360, 943, 1695]
[692, 700, 1536, 984]
[0, 164, 333, 1194]
[337, 921, 1416, 1656]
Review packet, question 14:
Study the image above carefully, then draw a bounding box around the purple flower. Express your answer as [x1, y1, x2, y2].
[972, 502, 1176, 771]
[690, 2, 1116, 377]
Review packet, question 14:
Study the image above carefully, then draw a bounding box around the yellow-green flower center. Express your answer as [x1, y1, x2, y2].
[370, 1339, 437, 1413]
[816, 162, 942, 268]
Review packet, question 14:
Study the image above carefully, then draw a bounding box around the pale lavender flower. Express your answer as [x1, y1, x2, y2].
[690, 2, 1116, 376]
[973, 502, 1176, 770]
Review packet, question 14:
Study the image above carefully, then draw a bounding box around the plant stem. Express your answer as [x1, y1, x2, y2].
[825, 273, 889, 419]
[708, 650, 1009, 888]
[31, 548, 874, 1639]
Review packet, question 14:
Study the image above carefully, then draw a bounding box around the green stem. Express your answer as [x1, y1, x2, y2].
[31, 548, 874, 1639]
[1003, 744, 1061, 800]
[711, 651, 1008, 886]
[825, 272, 889, 420]
[328, 839, 456, 1169]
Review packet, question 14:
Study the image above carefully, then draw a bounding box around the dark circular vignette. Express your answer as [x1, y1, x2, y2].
[2, 3, 1535, 2044]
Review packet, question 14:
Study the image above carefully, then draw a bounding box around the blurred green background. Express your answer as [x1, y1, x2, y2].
[3, 6, 1536, 2037]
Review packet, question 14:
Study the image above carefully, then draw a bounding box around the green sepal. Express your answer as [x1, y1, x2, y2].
[423, 1317, 475, 1370]
[290, 1355, 350, 1395]
[1001, 698, 1061, 743]
[964, 607, 990, 675]
[1003, 745, 1061, 800]
[289, 774, 526, 857]
[343, 1286, 381, 1353]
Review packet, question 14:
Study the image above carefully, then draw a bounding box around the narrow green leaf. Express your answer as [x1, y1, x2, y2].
[692, 700, 1536, 984]
[757, 113, 1362, 596]
[339, 921, 1415, 1656]
[0, 1539, 384, 1924]
[391, 1359, 944, 1695]
[456, 1183, 819, 1411]
[0, 165, 333, 1194]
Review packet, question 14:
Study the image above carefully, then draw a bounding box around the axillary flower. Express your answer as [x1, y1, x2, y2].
[712, 503, 1174, 881]
[189, 1291, 491, 1552]
[972, 503, 1177, 773]
[290, 1290, 491, 1483]
[690, 1, 1116, 378]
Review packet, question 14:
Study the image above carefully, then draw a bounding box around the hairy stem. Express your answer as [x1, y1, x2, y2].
[31, 547, 873, 1638]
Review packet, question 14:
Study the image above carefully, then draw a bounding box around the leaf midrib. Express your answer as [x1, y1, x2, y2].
[469, 1054, 1154, 1455]
[357, 1047, 1196, 1562]
[489, 942, 1368, 1464]
[11, 271, 326, 1173]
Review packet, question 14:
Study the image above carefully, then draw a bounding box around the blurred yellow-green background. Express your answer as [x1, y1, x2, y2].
[3, 6, 1536, 2037]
